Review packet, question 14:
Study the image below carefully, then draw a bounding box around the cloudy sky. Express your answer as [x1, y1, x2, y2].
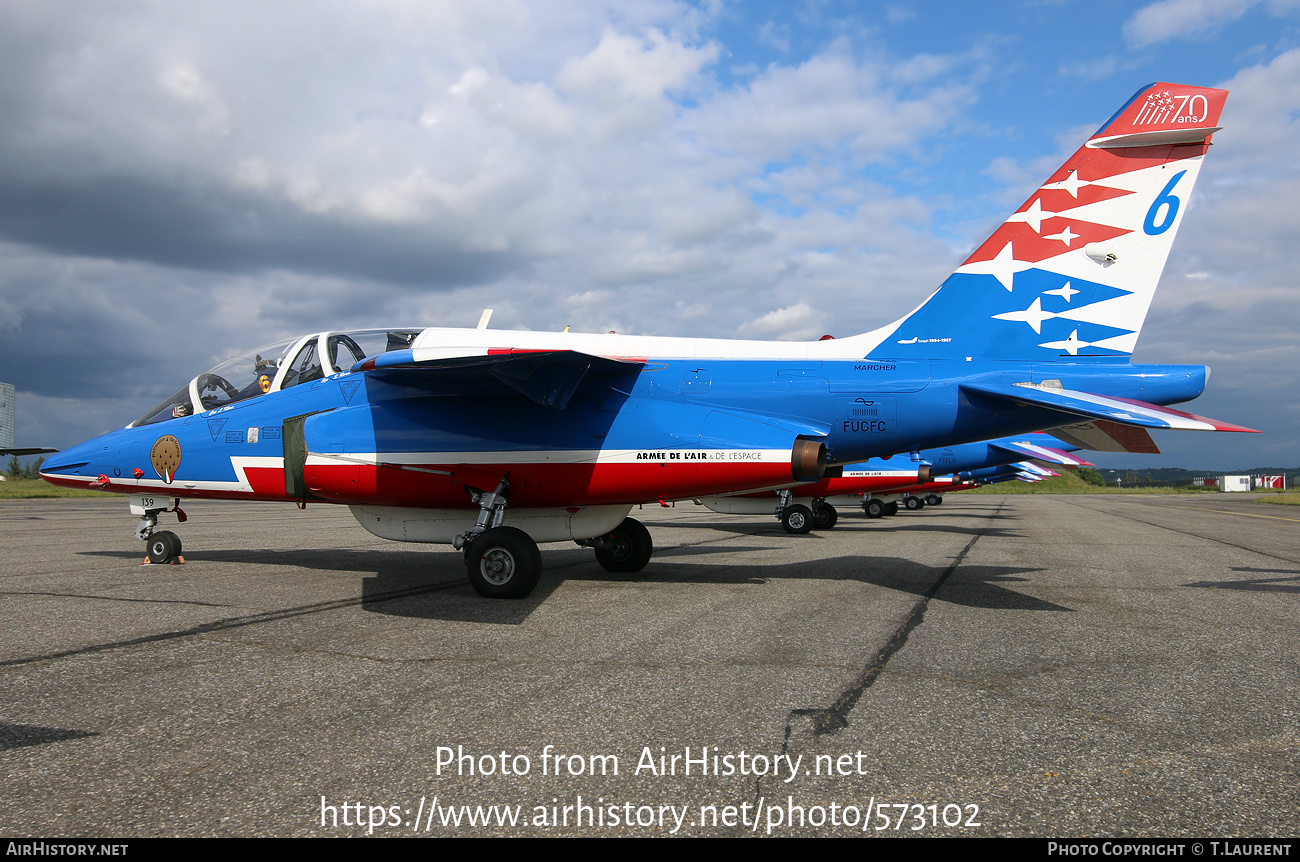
[3, 0, 1297, 469]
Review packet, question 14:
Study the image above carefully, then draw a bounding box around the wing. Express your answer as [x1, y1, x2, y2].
[961, 381, 1257, 435]
[353, 348, 645, 409]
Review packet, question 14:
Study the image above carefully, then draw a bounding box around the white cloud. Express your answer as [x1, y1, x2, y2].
[735, 302, 826, 341]
[688, 42, 973, 164]
[1058, 56, 1121, 81]
[1124, 0, 1261, 46]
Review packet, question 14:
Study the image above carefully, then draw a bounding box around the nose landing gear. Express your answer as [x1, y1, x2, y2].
[132, 495, 186, 564]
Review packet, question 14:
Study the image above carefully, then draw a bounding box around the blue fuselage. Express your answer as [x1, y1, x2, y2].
[44, 356, 1206, 506]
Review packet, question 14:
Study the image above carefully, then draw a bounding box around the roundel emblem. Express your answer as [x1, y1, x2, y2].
[150, 435, 182, 483]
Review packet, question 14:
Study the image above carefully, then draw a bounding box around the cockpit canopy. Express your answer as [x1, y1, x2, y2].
[132, 329, 420, 427]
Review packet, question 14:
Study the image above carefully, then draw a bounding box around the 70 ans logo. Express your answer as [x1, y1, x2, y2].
[1132, 91, 1208, 126]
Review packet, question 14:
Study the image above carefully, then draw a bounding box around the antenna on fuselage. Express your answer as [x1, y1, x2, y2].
[477, 309, 493, 330]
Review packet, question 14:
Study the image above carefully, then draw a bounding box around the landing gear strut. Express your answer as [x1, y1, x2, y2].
[132, 496, 186, 564]
[454, 475, 544, 599]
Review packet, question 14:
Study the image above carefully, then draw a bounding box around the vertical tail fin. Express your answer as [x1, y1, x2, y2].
[871, 82, 1228, 362]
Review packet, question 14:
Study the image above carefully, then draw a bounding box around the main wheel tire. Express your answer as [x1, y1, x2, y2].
[594, 517, 653, 573]
[465, 527, 542, 599]
[812, 502, 838, 530]
[146, 530, 181, 564]
[864, 499, 885, 519]
[781, 504, 814, 534]
[925, 494, 943, 506]
[884, 501, 899, 516]
[904, 496, 924, 511]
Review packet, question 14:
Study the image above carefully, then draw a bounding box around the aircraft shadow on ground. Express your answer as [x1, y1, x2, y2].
[1184, 566, 1300, 594]
[0, 722, 99, 752]
[362, 554, 1070, 622]
[80, 542, 1069, 627]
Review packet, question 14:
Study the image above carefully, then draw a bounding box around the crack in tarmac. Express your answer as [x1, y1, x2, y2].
[779, 499, 1005, 747]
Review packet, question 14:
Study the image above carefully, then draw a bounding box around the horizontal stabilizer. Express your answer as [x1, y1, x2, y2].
[1086, 126, 1221, 148]
[1016, 461, 1058, 477]
[1047, 420, 1160, 454]
[354, 349, 643, 409]
[990, 439, 1094, 466]
[961, 381, 1259, 433]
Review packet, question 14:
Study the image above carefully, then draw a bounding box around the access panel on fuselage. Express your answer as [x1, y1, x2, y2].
[283, 412, 314, 499]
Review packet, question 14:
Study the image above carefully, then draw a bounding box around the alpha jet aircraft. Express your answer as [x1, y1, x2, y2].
[42, 82, 1254, 599]
[695, 433, 1092, 529]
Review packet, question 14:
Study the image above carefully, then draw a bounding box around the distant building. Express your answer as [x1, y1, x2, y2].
[1221, 475, 1252, 492]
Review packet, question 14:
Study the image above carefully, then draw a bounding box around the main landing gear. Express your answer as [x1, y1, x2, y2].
[768, 490, 838, 532]
[455, 476, 542, 599]
[903, 495, 925, 511]
[772, 495, 839, 533]
[455, 476, 655, 599]
[133, 496, 187, 564]
[773, 489, 818, 534]
[580, 517, 653, 573]
[863, 498, 900, 519]
[812, 499, 838, 530]
[464, 527, 542, 600]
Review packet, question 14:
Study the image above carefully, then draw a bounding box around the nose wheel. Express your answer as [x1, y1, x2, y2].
[146, 530, 183, 564]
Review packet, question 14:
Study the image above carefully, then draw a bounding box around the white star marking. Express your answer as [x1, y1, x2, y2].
[1039, 329, 1094, 356]
[1043, 281, 1079, 302]
[1044, 225, 1079, 246]
[994, 297, 1056, 334]
[1041, 169, 1090, 198]
[1006, 199, 1056, 233]
[956, 242, 1034, 292]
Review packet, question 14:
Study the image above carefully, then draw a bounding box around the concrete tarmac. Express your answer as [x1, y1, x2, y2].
[0, 493, 1296, 837]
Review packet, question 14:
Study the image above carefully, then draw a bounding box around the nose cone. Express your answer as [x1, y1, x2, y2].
[38, 431, 119, 483]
